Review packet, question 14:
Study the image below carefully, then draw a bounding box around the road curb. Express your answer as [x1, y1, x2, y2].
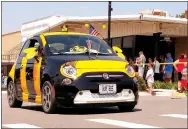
[139, 89, 187, 97]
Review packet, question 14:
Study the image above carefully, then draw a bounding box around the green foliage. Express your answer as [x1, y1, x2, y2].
[136, 76, 147, 91]
[176, 13, 185, 18]
[135, 75, 178, 91]
[153, 81, 178, 90]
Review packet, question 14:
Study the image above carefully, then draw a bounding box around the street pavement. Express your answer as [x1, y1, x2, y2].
[2, 91, 187, 128]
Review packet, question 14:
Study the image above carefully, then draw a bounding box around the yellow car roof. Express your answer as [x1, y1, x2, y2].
[41, 32, 91, 36]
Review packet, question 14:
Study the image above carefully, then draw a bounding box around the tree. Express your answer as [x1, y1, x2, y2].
[176, 13, 185, 18]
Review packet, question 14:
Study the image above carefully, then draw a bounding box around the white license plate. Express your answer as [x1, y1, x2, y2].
[99, 84, 117, 94]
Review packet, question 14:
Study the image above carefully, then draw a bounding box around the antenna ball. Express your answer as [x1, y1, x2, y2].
[102, 24, 106, 29]
[85, 24, 89, 28]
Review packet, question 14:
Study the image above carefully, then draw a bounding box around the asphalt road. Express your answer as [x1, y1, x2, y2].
[2, 92, 187, 128]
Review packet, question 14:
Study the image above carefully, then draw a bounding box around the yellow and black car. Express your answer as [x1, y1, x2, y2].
[7, 32, 139, 114]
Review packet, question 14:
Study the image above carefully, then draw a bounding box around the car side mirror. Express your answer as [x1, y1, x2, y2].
[112, 46, 125, 59]
[23, 47, 38, 60]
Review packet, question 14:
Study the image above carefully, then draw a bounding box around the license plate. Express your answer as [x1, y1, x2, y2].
[99, 84, 117, 94]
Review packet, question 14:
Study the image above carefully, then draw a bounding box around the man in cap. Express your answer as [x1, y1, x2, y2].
[163, 53, 174, 82]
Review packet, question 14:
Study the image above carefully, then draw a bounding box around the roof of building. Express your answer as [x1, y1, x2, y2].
[3, 13, 188, 36]
[2, 30, 21, 36]
[62, 14, 187, 24]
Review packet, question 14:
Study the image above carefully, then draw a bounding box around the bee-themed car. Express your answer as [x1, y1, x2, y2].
[7, 32, 139, 114]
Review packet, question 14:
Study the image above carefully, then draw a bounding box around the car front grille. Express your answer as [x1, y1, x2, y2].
[91, 93, 119, 98]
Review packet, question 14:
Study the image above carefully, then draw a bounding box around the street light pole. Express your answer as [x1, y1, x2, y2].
[108, 1, 112, 47]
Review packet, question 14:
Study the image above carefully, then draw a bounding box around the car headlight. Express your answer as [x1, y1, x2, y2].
[62, 65, 77, 78]
[126, 65, 135, 76]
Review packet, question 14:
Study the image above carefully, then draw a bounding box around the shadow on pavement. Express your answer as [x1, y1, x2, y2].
[21, 105, 142, 115]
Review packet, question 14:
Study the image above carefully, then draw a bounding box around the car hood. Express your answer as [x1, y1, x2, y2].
[47, 55, 128, 69]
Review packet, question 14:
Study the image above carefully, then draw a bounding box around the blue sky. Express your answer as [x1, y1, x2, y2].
[2, 1, 187, 34]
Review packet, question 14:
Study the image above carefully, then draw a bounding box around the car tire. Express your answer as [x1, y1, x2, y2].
[118, 104, 135, 112]
[7, 80, 23, 108]
[41, 81, 57, 114]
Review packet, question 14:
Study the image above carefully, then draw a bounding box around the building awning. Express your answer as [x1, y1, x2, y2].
[64, 14, 187, 24]
[21, 14, 187, 39]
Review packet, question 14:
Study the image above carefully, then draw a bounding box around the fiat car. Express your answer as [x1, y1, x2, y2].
[7, 32, 139, 114]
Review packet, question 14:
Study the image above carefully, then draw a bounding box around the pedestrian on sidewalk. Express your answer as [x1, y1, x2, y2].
[159, 55, 165, 81]
[138, 51, 146, 78]
[153, 57, 160, 81]
[3, 76, 7, 89]
[148, 58, 153, 65]
[174, 53, 187, 92]
[163, 53, 173, 83]
[129, 57, 135, 71]
[148, 57, 154, 70]
[145, 63, 154, 95]
[180, 63, 188, 92]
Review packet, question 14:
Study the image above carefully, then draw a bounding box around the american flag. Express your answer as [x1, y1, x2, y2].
[89, 24, 99, 36]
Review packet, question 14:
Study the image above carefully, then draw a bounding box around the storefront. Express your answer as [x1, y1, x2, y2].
[1, 62, 14, 76]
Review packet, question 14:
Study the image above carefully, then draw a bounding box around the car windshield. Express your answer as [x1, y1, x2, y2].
[45, 35, 116, 56]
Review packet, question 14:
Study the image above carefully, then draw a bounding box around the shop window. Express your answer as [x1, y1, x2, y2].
[122, 36, 134, 59]
[112, 37, 122, 48]
[123, 36, 133, 48]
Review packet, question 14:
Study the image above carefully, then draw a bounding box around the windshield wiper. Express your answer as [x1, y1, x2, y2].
[51, 52, 69, 55]
[97, 53, 111, 55]
[51, 52, 85, 55]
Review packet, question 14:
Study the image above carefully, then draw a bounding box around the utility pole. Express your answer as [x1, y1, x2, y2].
[108, 1, 113, 47]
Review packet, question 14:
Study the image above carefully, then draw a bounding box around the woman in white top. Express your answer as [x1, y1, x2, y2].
[145, 63, 154, 95]
[153, 57, 160, 81]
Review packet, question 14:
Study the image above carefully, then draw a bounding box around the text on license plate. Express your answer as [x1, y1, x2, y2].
[99, 84, 117, 94]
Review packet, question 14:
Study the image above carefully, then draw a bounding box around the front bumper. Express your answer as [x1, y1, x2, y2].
[74, 89, 135, 104]
[54, 72, 139, 106]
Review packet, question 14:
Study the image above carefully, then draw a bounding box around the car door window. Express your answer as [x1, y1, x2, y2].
[19, 40, 30, 57]
[19, 38, 42, 57]
[29, 39, 40, 48]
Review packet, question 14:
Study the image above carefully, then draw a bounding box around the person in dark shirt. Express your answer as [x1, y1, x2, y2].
[159, 55, 165, 81]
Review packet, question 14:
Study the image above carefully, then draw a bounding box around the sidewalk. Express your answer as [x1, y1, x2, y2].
[139, 89, 187, 97]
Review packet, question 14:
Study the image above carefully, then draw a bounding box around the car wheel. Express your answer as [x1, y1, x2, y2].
[7, 81, 23, 108]
[42, 81, 56, 114]
[118, 104, 135, 112]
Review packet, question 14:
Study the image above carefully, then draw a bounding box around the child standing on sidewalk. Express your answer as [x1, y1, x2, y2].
[145, 63, 154, 95]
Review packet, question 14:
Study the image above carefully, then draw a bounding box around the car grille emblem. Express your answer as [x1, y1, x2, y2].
[103, 73, 109, 79]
